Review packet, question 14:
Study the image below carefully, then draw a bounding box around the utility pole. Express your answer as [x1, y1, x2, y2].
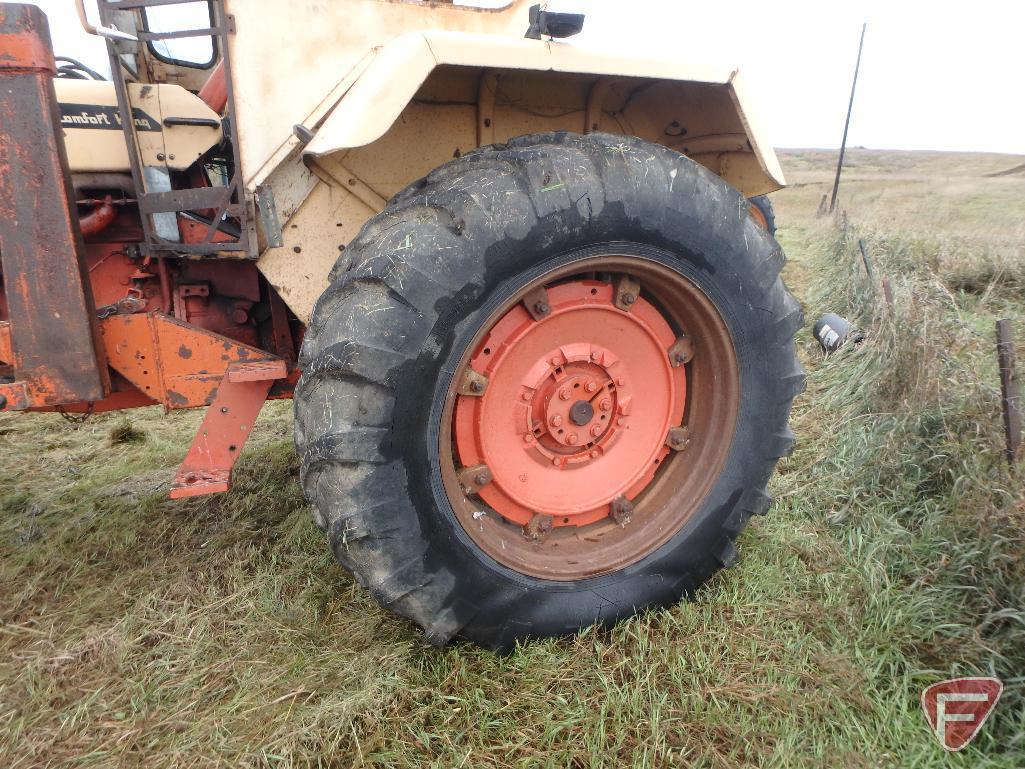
[829, 23, 867, 213]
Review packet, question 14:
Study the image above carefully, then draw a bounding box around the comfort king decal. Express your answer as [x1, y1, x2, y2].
[59, 102, 161, 132]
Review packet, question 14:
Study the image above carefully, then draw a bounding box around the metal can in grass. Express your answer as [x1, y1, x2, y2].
[814, 313, 863, 353]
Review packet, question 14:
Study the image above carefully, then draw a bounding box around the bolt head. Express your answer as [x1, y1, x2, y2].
[558, 388, 571, 401]
[470, 380, 484, 393]
[590, 351, 601, 361]
[550, 414, 563, 427]
[590, 450, 600, 458]
[550, 356, 562, 366]
[567, 433, 579, 445]
[585, 382, 598, 393]
[521, 391, 531, 401]
[524, 433, 535, 443]
[590, 424, 603, 437]
[599, 398, 612, 412]
[621, 293, 636, 305]
[474, 473, 488, 486]
[534, 301, 550, 315]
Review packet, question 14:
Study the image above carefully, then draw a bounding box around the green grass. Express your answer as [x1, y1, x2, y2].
[1, 150, 1023, 767]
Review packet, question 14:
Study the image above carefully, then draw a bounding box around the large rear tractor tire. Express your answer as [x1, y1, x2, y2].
[294, 132, 804, 650]
[748, 194, 777, 236]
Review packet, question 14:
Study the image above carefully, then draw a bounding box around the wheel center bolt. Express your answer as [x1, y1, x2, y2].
[569, 400, 594, 426]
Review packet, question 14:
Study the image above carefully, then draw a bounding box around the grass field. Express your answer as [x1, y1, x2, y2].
[2, 148, 1023, 768]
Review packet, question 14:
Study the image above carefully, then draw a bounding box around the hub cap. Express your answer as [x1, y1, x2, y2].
[454, 281, 685, 527]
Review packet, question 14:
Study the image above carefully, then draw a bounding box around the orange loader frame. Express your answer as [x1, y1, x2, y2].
[0, 5, 295, 499]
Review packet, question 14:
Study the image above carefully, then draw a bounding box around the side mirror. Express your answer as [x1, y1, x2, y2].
[525, 4, 585, 40]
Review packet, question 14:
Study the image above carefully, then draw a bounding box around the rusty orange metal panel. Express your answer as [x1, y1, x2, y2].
[100, 312, 285, 410]
[0, 380, 28, 410]
[0, 4, 108, 408]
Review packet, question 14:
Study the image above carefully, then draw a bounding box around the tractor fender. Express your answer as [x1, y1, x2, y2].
[302, 30, 786, 196]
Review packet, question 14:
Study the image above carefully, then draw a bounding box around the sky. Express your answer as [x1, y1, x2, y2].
[38, 0, 1025, 155]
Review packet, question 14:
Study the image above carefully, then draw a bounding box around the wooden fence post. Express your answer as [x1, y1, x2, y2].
[996, 319, 1022, 466]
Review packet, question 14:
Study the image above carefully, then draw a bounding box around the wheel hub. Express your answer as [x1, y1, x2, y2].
[453, 279, 685, 527]
[526, 346, 624, 461]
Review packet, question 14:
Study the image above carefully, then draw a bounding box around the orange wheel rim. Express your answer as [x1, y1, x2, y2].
[453, 280, 685, 527]
[439, 251, 740, 580]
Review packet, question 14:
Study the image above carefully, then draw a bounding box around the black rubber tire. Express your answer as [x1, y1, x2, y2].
[294, 132, 804, 651]
[749, 194, 777, 237]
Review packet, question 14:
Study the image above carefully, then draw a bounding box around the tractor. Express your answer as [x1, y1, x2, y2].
[0, 0, 802, 650]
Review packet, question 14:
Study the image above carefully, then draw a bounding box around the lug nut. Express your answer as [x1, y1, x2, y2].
[584, 382, 598, 393]
[523, 512, 553, 541]
[590, 424, 603, 437]
[567, 433, 579, 445]
[610, 496, 633, 526]
[550, 414, 563, 427]
[558, 387, 571, 401]
[599, 399, 612, 412]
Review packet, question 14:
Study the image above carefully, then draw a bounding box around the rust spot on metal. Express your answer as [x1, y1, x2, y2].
[178, 344, 193, 359]
[457, 463, 492, 496]
[610, 496, 633, 526]
[457, 367, 488, 397]
[523, 512, 553, 541]
[167, 390, 189, 407]
[614, 274, 641, 312]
